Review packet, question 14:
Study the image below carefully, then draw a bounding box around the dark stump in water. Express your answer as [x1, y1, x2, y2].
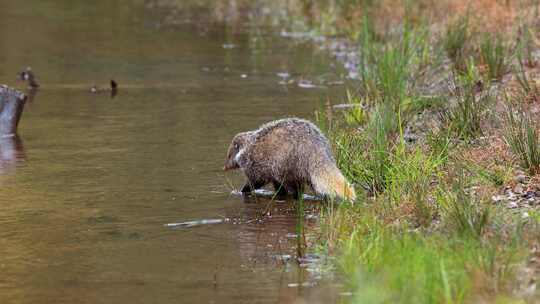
[0, 85, 26, 136]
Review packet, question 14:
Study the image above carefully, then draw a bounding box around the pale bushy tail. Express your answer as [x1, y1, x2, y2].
[311, 164, 356, 202]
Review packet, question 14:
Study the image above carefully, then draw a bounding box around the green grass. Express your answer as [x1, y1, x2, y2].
[504, 104, 540, 174]
[357, 16, 423, 114]
[440, 65, 490, 140]
[514, 58, 540, 102]
[323, 201, 524, 304]
[516, 23, 537, 68]
[479, 33, 509, 82]
[323, 89, 535, 302]
[318, 4, 537, 303]
[437, 171, 490, 238]
[443, 15, 472, 73]
[331, 104, 394, 194]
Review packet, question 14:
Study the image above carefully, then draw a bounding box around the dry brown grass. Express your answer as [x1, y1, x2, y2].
[465, 135, 513, 165]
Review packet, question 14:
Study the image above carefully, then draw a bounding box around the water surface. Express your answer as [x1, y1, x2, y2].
[0, 2, 345, 303]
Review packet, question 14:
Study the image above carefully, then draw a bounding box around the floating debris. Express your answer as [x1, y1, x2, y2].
[325, 80, 344, 86]
[280, 30, 314, 39]
[278, 79, 295, 86]
[276, 72, 290, 79]
[274, 254, 293, 262]
[165, 218, 228, 228]
[332, 103, 363, 110]
[298, 254, 320, 265]
[286, 282, 316, 288]
[287, 283, 299, 288]
[297, 80, 318, 89]
[222, 43, 236, 49]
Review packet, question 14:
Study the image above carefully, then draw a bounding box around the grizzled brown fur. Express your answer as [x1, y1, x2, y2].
[224, 118, 356, 201]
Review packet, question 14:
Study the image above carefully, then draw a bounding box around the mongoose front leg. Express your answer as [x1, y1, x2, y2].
[272, 180, 288, 197]
[241, 180, 265, 194]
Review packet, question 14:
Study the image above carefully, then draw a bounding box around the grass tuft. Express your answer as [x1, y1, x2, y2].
[479, 33, 509, 82]
[443, 15, 471, 73]
[440, 66, 490, 140]
[437, 171, 490, 238]
[503, 104, 540, 174]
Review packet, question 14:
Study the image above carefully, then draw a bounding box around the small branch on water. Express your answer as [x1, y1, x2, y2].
[164, 218, 228, 228]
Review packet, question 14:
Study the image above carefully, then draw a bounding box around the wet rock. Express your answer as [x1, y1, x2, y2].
[508, 193, 519, 201]
[492, 195, 507, 203]
[524, 191, 536, 199]
[508, 202, 519, 209]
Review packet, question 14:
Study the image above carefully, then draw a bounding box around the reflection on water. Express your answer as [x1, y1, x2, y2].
[0, 136, 25, 174]
[25, 88, 39, 104]
[0, 1, 345, 303]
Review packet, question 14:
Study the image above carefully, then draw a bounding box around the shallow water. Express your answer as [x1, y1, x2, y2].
[0, 1, 346, 303]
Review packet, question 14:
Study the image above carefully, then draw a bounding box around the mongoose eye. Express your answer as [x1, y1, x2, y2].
[234, 143, 239, 150]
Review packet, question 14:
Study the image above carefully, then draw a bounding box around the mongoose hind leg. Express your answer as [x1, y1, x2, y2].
[241, 180, 266, 195]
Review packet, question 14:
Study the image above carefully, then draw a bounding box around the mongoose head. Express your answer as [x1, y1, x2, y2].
[223, 131, 253, 171]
